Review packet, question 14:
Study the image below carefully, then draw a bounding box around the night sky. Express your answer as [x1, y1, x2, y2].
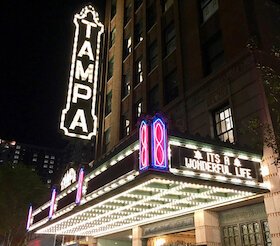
[0, 1, 105, 148]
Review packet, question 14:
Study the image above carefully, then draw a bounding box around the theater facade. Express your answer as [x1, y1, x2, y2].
[27, 116, 270, 246]
[27, 1, 280, 245]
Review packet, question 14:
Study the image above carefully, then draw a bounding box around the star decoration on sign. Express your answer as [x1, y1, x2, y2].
[234, 158, 242, 167]
[194, 150, 203, 160]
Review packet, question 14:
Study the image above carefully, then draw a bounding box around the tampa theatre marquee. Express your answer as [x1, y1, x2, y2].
[60, 5, 103, 140]
[27, 115, 268, 237]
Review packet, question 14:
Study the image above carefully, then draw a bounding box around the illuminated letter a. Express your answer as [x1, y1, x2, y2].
[70, 109, 88, 133]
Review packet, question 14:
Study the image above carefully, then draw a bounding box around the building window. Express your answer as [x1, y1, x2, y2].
[241, 223, 262, 246]
[134, 21, 143, 45]
[203, 32, 224, 75]
[135, 57, 143, 86]
[105, 91, 112, 116]
[43, 164, 48, 168]
[121, 113, 130, 137]
[148, 86, 160, 114]
[135, 0, 143, 10]
[49, 170, 53, 174]
[15, 150, 20, 154]
[108, 57, 114, 80]
[164, 22, 176, 56]
[134, 100, 142, 123]
[50, 155, 55, 159]
[104, 128, 111, 152]
[200, 0, 219, 22]
[14, 155, 19, 159]
[262, 221, 272, 246]
[111, 0, 116, 18]
[136, 100, 142, 118]
[148, 41, 158, 72]
[109, 27, 116, 48]
[162, 0, 174, 12]
[222, 225, 240, 246]
[123, 36, 132, 58]
[164, 70, 178, 104]
[16, 145, 21, 150]
[32, 158, 37, 162]
[147, 1, 156, 30]
[223, 222, 271, 246]
[47, 179, 52, 184]
[122, 74, 131, 98]
[214, 105, 234, 143]
[124, 1, 132, 25]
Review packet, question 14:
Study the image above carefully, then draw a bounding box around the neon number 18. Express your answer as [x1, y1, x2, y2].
[151, 117, 168, 170]
[139, 120, 149, 171]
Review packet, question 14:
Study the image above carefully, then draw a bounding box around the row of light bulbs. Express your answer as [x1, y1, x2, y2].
[37, 178, 255, 236]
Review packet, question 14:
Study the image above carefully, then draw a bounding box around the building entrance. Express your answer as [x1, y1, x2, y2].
[98, 230, 132, 246]
[146, 230, 196, 246]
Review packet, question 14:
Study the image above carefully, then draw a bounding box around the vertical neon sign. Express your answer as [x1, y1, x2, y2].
[26, 205, 32, 230]
[60, 5, 104, 140]
[151, 117, 168, 170]
[49, 188, 57, 219]
[139, 120, 149, 171]
[75, 168, 85, 204]
[139, 115, 169, 171]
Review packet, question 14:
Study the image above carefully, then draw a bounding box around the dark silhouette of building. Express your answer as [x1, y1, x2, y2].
[0, 138, 63, 187]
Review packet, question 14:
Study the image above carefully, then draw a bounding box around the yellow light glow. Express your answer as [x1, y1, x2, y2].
[155, 238, 166, 246]
[261, 166, 269, 176]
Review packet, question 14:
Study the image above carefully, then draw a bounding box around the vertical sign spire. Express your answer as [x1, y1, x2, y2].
[26, 204, 33, 230]
[49, 188, 57, 219]
[76, 167, 85, 204]
[60, 6, 104, 140]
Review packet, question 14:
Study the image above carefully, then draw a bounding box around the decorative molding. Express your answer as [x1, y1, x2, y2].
[219, 203, 266, 225]
[263, 172, 278, 180]
[271, 233, 280, 238]
[142, 216, 194, 237]
[267, 212, 280, 217]
[265, 191, 280, 197]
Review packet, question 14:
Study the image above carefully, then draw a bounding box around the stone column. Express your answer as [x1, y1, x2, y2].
[194, 210, 221, 246]
[132, 226, 143, 246]
[262, 147, 280, 245]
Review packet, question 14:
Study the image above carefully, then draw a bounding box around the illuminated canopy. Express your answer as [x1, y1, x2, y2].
[33, 173, 262, 237]
[28, 117, 268, 238]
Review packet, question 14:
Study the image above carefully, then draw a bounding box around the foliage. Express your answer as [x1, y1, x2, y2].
[0, 164, 48, 246]
[259, 65, 280, 164]
[245, 117, 279, 159]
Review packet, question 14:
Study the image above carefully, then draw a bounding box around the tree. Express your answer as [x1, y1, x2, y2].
[0, 164, 48, 246]
[259, 65, 280, 162]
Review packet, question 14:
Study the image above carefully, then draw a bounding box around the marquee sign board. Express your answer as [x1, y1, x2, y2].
[171, 145, 262, 182]
[60, 6, 104, 140]
[60, 168, 77, 191]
